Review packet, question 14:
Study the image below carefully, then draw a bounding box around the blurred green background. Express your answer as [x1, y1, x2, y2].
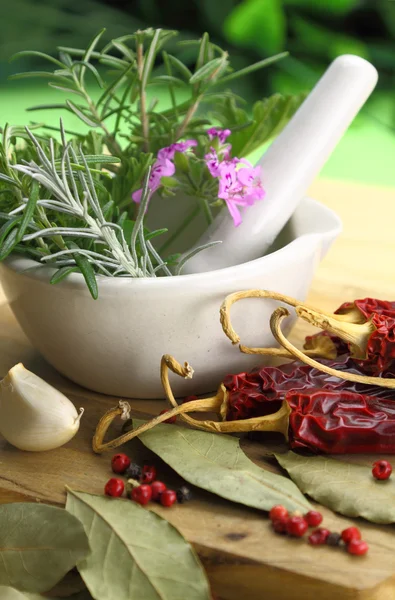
[1, 0, 395, 186]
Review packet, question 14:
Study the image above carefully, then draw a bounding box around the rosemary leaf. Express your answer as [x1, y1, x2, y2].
[0, 216, 22, 245]
[68, 242, 99, 300]
[50, 266, 80, 284]
[10, 50, 66, 68]
[65, 101, 99, 127]
[0, 228, 19, 260]
[16, 181, 39, 243]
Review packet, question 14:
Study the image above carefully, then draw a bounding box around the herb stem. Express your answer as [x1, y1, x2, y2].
[69, 69, 122, 157]
[136, 41, 149, 152]
[200, 197, 213, 225]
[174, 95, 202, 140]
[163, 51, 178, 132]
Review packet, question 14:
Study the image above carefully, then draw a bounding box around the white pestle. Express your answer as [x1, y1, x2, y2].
[183, 54, 378, 274]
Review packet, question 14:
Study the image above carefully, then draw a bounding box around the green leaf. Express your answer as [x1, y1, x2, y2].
[66, 490, 211, 600]
[10, 50, 66, 69]
[65, 101, 98, 128]
[150, 75, 187, 87]
[55, 155, 121, 166]
[0, 503, 89, 593]
[218, 52, 288, 85]
[47, 84, 85, 98]
[50, 266, 80, 285]
[190, 57, 228, 84]
[0, 215, 22, 260]
[229, 92, 306, 157]
[8, 71, 72, 82]
[68, 242, 98, 300]
[26, 103, 68, 112]
[165, 54, 193, 81]
[0, 587, 54, 599]
[141, 28, 162, 90]
[96, 63, 135, 107]
[16, 181, 39, 243]
[0, 173, 21, 187]
[195, 32, 210, 72]
[145, 228, 168, 241]
[80, 28, 106, 86]
[71, 60, 104, 88]
[132, 420, 311, 512]
[276, 452, 395, 524]
[224, 0, 286, 54]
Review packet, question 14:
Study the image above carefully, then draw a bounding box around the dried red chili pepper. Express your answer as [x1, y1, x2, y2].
[93, 354, 395, 454]
[223, 356, 395, 453]
[287, 387, 395, 453]
[299, 298, 395, 377]
[222, 356, 370, 422]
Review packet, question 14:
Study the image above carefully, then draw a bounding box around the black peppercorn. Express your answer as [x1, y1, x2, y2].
[326, 532, 342, 547]
[176, 485, 192, 503]
[125, 463, 142, 480]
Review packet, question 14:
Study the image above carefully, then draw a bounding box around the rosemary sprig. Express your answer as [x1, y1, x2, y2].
[0, 27, 305, 297]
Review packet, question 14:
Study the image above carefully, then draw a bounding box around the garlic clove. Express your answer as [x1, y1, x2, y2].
[0, 363, 84, 452]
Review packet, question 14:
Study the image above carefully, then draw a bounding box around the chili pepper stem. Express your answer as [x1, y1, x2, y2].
[93, 351, 295, 451]
[296, 305, 376, 358]
[220, 290, 303, 345]
[239, 335, 337, 360]
[270, 307, 395, 389]
[92, 395, 223, 454]
[220, 290, 337, 359]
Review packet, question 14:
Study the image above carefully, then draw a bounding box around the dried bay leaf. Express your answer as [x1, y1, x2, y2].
[276, 451, 395, 524]
[66, 490, 211, 600]
[132, 420, 311, 512]
[0, 590, 92, 600]
[0, 588, 51, 600]
[0, 504, 90, 593]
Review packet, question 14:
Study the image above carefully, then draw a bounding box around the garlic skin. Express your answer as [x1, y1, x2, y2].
[0, 363, 84, 451]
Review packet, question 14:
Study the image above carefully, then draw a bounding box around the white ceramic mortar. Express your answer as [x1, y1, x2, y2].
[0, 197, 341, 398]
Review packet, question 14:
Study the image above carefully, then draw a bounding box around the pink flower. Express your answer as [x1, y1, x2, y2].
[205, 148, 221, 177]
[157, 139, 197, 161]
[217, 162, 246, 227]
[132, 139, 197, 204]
[216, 161, 265, 227]
[132, 158, 175, 203]
[207, 128, 231, 144]
[237, 165, 266, 204]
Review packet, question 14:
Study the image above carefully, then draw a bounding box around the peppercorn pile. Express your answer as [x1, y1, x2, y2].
[104, 452, 192, 508]
[269, 505, 369, 556]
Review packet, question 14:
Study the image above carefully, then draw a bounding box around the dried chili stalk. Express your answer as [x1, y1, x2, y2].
[93, 355, 293, 453]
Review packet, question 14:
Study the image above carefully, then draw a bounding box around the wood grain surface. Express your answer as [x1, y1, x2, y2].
[0, 178, 394, 600]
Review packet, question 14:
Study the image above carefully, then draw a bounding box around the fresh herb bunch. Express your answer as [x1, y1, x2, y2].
[0, 28, 305, 298]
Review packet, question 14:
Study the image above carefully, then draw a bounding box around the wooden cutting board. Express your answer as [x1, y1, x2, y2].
[1, 178, 395, 600]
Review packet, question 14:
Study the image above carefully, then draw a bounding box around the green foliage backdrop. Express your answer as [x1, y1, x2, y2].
[2, 0, 395, 187]
[2, 0, 395, 109]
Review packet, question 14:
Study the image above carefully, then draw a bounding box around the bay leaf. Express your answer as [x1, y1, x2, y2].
[0, 589, 92, 600]
[64, 592, 93, 600]
[0, 504, 90, 593]
[0, 586, 53, 599]
[133, 420, 311, 512]
[276, 451, 395, 524]
[66, 490, 211, 600]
